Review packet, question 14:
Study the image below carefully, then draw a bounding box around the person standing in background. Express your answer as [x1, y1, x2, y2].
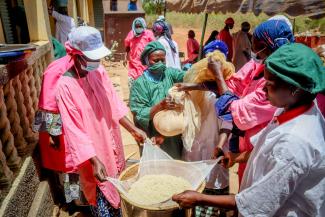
[48, 6, 76, 44]
[204, 30, 219, 46]
[157, 15, 174, 35]
[183, 30, 200, 65]
[124, 17, 155, 88]
[128, 0, 137, 11]
[232, 22, 252, 71]
[218, 17, 235, 61]
[153, 20, 181, 70]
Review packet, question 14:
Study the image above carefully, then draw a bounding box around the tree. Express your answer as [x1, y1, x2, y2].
[142, 0, 165, 15]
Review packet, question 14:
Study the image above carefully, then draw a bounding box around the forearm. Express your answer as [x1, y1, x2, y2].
[197, 194, 236, 210]
[119, 116, 137, 134]
[215, 77, 229, 95]
[217, 130, 231, 149]
[233, 151, 251, 163]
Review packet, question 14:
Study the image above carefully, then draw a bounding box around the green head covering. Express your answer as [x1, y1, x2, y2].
[140, 41, 166, 66]
[265, 43, 325, 94]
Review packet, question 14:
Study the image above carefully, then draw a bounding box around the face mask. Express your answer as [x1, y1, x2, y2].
[251, 47, 266, 63]
[81, 61, 100, 72]
[135, 27, 144, 35]
[148, 62, 166, 75]
[79, 56, 100, 72]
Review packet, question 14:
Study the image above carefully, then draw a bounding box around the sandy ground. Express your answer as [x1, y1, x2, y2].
[53, 27, 239, 216]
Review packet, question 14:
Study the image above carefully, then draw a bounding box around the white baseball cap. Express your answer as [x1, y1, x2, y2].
[68, 26, 111, 60]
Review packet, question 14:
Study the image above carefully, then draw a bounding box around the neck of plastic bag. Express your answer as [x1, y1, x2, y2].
[107, 139, 222, 209]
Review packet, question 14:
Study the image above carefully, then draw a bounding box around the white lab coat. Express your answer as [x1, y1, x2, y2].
[158, 37, 181, 70]
[52, 11, 76, 44]
[236, 105, 325, 217]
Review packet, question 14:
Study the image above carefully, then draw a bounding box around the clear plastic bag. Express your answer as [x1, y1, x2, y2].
[107, 139, 221, 210]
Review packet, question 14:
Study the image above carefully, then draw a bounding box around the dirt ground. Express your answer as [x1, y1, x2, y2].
[53, 27, 238, 216]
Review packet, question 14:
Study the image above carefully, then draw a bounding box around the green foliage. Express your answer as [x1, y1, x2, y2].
[142, 0, 165, 15]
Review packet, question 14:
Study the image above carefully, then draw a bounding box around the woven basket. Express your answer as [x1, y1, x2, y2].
[118, 163, 206, 212]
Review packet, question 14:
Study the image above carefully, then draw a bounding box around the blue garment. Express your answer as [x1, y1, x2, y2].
[90, 188, 121, 217]
[215, 91, 239, 122]
[143, 69, 164, 83]
[203, 40, 228, 57]
[215, 91, 242, 153]
[253, 20, 295, 52]
[128, 2, 137, 11]
[182, 63, 192, 71]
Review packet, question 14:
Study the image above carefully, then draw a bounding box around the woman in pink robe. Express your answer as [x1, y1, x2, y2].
[35, 26, 146, 216]
[124, 17, 155, 87]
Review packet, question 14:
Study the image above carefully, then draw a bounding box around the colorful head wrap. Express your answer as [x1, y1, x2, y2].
[253, 19, 295, 52]
[140, 41, 166, 66]
[268, 15, 293, 31]
[203, 40, 228, 57]
[152, 20, 176, 53]
[266, 43, 325, 94]
[132, 17, 146, 36]
[225, 17, 234, 25]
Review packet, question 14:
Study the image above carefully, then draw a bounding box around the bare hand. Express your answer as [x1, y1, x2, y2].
[172, 190, 201, 208]
[207, 57, 223, 79]
[160, 96, 183, 111]
[90, 156, 108, 182]
[48, 6, 53, 15]
[221, 152, 235, 168]
[49, 135, 60, 150]
[212, 147, 224, 159]
[131, 128, 147, 145]
[151, 135, 165, 145]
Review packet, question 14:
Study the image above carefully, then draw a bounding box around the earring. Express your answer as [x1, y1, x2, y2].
[292, 89, 299, 96]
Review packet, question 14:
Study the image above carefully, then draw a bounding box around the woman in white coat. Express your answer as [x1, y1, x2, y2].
[173, 43, 325, 217]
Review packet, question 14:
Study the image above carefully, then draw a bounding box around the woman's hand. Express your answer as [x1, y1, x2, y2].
[119, 117, 147, 144]
[221, 152, 236, 168]
[151, 135, 165, 145]
[212, 147, 224, 159]
[207, 57, 223, 80]
[160, 96, 183, 111]
[150, 96, 183, 119]
[172, 190, 202, 208]
[90, 156, 108, 182]
[131, 127, 147, 145]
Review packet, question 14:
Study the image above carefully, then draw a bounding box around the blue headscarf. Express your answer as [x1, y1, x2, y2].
[132, 17, 146, 36]
[253, 19, 295, 52]
[153, 20, 176, 53]
[203, 40, 228, 57]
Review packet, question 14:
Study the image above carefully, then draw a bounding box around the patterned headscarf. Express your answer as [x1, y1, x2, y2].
[253, 19, 295, 52]
[132, 17, 146, 36]
[203, 40, 228, 57]
[152, 20, 176, 53]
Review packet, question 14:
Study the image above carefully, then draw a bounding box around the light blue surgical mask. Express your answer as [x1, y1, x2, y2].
[79, 56, 100, 72]
[135, 27, 144, 35]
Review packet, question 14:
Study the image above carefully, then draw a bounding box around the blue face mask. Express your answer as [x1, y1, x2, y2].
[79, 56, 100, 72]
[135, 27, 144, 35]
